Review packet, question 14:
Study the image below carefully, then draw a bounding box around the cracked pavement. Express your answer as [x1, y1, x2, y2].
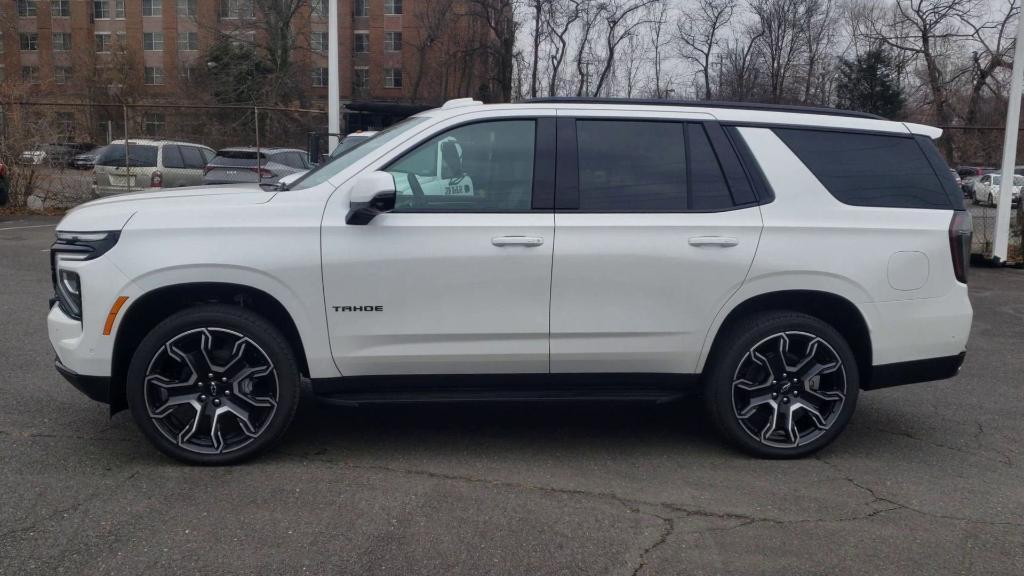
[2, 216, 1022, 575]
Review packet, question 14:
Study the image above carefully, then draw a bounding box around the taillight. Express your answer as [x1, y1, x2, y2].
[203, 165, 213, 176]
[252, 167, 273, 179]
[948, 211, 971, 284]
[150, 171, 163, 187]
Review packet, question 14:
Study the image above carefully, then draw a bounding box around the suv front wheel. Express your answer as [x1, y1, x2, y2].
[704, 311, 860, 458]
[126, 304, 300, 464]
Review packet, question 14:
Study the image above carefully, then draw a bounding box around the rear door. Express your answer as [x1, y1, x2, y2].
[549, 113, 764, 374]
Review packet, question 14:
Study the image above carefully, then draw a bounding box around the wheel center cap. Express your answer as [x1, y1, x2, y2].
[209, 381, 219, 396]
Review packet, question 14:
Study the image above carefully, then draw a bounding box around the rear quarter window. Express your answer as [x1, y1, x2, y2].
[774, 128, 956, 210]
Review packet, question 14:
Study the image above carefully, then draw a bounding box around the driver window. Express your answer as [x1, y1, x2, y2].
[385, 120, 535, 212]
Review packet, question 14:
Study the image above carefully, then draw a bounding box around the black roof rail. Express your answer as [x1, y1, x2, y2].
[523, 97, 885, 121]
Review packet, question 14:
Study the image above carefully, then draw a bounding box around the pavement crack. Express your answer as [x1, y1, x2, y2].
[628, 514, 674, 576]
[860, 425, 1013, 467]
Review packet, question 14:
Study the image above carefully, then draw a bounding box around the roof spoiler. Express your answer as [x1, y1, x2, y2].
[904, 122, 943, 139]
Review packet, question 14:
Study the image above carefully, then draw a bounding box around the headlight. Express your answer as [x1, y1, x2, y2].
[50, 230, 120, 321]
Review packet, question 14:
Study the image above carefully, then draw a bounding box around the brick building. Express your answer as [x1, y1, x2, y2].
[0, 0, 491, 143]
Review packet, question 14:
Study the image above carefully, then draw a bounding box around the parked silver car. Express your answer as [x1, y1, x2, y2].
[93, 140, 215, 196]
[202, 147, 311, 186]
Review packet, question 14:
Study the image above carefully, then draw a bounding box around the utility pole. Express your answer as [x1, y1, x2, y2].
[328, 0, 340, 154]
[992, 11, 1024, 263]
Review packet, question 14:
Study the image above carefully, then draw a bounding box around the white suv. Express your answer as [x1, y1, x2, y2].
[47, 98, 973, 463]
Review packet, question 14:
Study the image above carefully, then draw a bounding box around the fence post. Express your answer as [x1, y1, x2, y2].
[254, 105, 261, 179]
[122, 103, 130, 194]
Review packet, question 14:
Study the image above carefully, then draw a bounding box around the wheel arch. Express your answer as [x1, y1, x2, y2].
[700, 289, 873, 385]
[109, 282, 310, 413]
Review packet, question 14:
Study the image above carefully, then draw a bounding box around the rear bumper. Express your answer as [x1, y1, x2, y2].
[863, 352, 966, 390]
[55, 357, 111, 404]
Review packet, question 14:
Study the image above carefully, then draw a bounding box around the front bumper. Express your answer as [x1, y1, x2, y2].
[55, 357, 111, 404]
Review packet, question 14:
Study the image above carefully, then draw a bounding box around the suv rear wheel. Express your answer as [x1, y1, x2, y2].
[126, 304, 300, 464]
[704, 311, 860, 458]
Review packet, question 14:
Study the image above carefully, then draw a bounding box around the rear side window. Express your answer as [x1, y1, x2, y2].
[162, 145, 185, 169]
[575, 120, 736, 212]
[775, 129, 952, 209]
[180, 146, 206, 169]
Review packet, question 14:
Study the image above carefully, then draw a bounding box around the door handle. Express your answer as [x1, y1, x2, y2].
[688, 236, 739, 247]
[492, 236, 544, 247]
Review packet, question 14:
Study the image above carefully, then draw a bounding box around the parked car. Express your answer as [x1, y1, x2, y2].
[971, 173, 1023, 207]
[956, 166, 995, 199]
[202, 147, 312, 186]
[71, 145, 107, 170]
[277, 131, 380, 189]
[93, 140, 215, 196]
[949, 168, 962, 190]
[48, 97, 972, 464]
[19, 142, 96, 167]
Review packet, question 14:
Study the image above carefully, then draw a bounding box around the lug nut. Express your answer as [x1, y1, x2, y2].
[221, 377, 228, 382]
[213, 398, 221, 406]
[199, 394, 207, 402]
[771, 392, 778, 398]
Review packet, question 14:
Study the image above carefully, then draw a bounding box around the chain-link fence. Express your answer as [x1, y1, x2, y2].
[0, 102, 328, 210]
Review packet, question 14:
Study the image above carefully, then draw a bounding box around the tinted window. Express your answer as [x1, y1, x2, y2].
[386, 120, 535, 212]
[277, 152, 306, 169]
[96, 144, 158, 167]
[687, 124, 734, 210]
[775, 129, 952, 209]
[577, 121, 686, 211]
[181, 146, 206, 169]
[161, 145, 185, 169]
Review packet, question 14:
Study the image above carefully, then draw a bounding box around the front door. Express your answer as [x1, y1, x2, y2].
[549, 116, 763, 374]
[321, 115, 556, 376]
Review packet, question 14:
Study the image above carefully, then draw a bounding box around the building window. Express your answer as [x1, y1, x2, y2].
[54, 66, 72, 84]
[384, 31, 402, 52]
[311, 0, 325, 17]
[384, 0, 402, 15]
[353, 32, 369, 54]
[143, 32, 164, 51]
[353, 67, 369, 90]
[144, 66, 165, 85]
[95, 33, 112, 53]
[220, 0, 254, 18]
[51, 0, 70, 17]
[384, 67, 402, 88]
[115, 0, 125, 18]
[179, 63, 195, 81]
[21, 66, 40, 84]
[353, 0, 368, 17]
[115, 31, 127, 47]
[143, 112, 164, 137]
[142, 0, 161, 16]
[178, 32, 198, 51]
[53, 33, 72, 51]
[311, 31, 327, 52]
[19, 33, 39, 51]
[312, 67, 328, 87]
[93, 0, 109, 18]
[17, 0, 38, 17]
[177, 0, 196, 16]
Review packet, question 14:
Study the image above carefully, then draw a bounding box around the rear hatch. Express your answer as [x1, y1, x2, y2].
[203, 150, 269, 183]
[94, 144, 159, 191]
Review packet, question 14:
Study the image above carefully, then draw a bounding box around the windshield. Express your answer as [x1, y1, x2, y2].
[96, 144, 158, 167]
[288, 117, 431, 190]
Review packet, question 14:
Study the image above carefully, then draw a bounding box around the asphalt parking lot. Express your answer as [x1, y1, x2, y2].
[2, 215, 1022, 575]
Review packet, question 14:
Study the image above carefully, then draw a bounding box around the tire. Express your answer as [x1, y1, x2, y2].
[703, 311, 860, 458]
[126, 304, 301, 465]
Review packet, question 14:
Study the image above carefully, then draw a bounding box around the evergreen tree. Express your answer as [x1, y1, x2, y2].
[836, 48, 905, 119]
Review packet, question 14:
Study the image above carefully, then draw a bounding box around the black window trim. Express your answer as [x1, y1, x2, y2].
[721, 125, 775, 205]
[382, 115, 556, 214]
[554, 116, 764, 214]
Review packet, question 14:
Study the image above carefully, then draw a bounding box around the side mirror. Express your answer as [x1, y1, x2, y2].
[347, 171, 397, 225]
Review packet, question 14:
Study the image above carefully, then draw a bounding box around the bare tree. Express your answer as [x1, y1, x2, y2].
[465, 0, 520, 101]
[961, 0, 1019, 125]
[546, 0, 582, 95]
[749, 0, 806, 103]
[408, 0, 459, 102]
[649, 2, 672, 98]
[676, 0, 736, 100]
[799, 0, 836, 104]
[592, 0, 663, 96]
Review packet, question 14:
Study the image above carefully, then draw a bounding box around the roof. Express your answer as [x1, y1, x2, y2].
[108, 139, 212, 147]
[423, 97, 940, 139]
[525, 97, 883, 120]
